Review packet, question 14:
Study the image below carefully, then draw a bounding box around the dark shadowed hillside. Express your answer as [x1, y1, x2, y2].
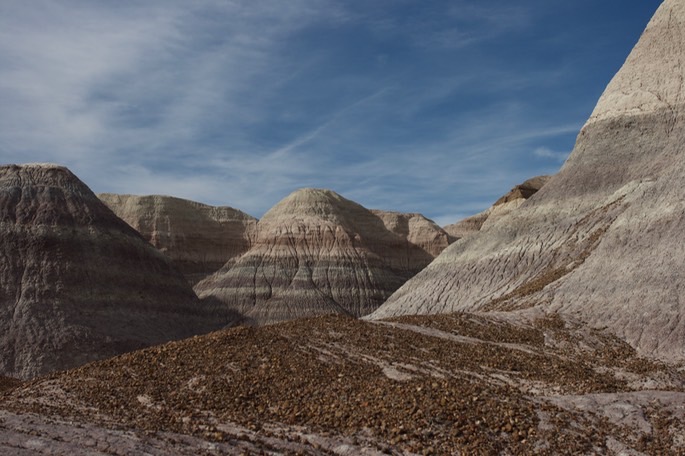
[0, 164, 222, 379]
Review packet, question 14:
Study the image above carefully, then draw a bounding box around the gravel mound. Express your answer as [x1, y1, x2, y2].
[3, 313, 683, 454]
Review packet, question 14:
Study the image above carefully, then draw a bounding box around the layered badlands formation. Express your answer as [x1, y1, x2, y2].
[195, 189, 450, 324]
[99, 194, 257, 285]
[372, 0, 685, 362]
[0, 164, 219, 379]
[443, 175, 550, 240]
[371, 209, 452, 257]
[3, 3, 685, 455]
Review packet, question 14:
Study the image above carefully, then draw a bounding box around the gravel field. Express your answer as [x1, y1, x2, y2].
[2, 313, 683, 455]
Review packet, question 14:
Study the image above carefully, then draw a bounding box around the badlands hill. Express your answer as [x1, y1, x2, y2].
[444, 176, 550, 241]
[371, 209, 453, 257]
[195, 188, 450, 324]
[99, 194, 257, 285]
[372, 0, 685, 362]
[2, 3, 685, 455]
[0, 164, 220, 379]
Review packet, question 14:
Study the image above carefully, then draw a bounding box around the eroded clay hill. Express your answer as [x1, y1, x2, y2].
[0, 164, 220, 379]
[371, 209, 452, 257]
[444, 175, 550, 241]
[99, 194, 257, 285]
[195, 188, 449, 325]
[372, 0, 685, 362]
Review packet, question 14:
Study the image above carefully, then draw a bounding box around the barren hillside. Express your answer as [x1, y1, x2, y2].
[2, 313, 683, 454]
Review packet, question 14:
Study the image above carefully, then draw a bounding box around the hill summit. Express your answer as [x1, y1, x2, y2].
[99, 193, 257, 285]
[0, 164, 218, 378]
[371, 0, 685, 362]
[195, 188, 449, 324]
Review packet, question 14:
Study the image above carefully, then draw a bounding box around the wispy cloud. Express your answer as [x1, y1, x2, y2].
[271, 87, 392, 156]
[0, 0, 345, 161]
[431, 3, 532, 48]
[533, 146, 571, 162]
[0, 1, 650, 225]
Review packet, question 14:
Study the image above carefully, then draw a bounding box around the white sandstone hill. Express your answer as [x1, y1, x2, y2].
[371, 0, 685, 362]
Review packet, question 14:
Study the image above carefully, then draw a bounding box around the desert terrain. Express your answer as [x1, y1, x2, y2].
[2, 1, 685, 455]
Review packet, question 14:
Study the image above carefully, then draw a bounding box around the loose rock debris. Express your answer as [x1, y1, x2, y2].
[2, 313, 684, 454]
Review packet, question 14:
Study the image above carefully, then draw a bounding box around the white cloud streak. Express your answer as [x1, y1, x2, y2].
[0, 0, 599, 224]
[533, 147, 571, 162]
[0, 0, 344, 160]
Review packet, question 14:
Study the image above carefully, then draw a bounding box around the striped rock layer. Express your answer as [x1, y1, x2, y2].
[99, 194, 257, 285]
[0, 164, 219, 379]
[195, 189, 449, 324]
[371, 0, 685, 362]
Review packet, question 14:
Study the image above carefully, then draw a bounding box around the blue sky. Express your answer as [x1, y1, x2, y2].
[0, 0, 661, 225]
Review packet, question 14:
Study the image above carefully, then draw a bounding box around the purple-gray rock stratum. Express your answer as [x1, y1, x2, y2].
[99, 194, 257, 285]
[371, 0, 685, 362]
[0, 164, 219, 379]
[195, 188, 449, 324]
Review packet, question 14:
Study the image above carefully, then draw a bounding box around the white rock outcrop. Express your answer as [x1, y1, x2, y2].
[443, 176, 550, 241]
[371, 0, 685, 362]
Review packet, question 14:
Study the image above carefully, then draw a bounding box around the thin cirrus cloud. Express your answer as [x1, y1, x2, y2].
[0, 0, 659, 223]
[533, 147, 570, 163]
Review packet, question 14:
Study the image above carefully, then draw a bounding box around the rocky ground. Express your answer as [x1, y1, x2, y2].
[0, 377, 20, 393]
[1, 312, 684, 455]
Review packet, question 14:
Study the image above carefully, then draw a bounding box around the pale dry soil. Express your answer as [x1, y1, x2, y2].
[1, 313, 684, 455]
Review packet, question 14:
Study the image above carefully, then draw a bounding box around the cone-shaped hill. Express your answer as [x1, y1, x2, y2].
[371, 0, 685, 362]
[99, 194, 257, 285]
[0, 164, 221, 379]
[195, 188, 449, 324]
